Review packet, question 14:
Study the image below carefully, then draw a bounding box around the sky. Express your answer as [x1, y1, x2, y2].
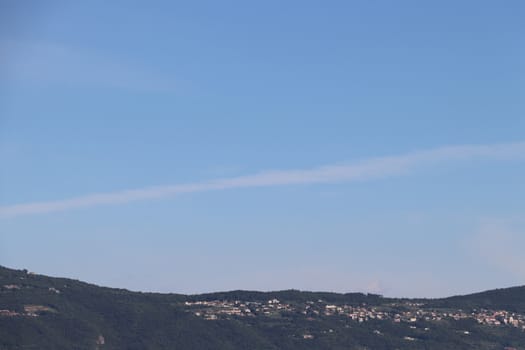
[0, 0, 524, 298]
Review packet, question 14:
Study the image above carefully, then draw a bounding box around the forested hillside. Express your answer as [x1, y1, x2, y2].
[1, 266, 524, 349]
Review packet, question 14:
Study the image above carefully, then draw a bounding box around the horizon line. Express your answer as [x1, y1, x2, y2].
[0, 263, 523, 299]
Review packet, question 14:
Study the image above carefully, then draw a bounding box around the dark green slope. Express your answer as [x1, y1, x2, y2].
[1, 265, 524, 349]
[0, 266, 275, 349]
[427, 286, 525, 314]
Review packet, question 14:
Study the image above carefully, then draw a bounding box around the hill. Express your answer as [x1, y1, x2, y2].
[1, 265, 524, 349]
[426, 286, 525, 314]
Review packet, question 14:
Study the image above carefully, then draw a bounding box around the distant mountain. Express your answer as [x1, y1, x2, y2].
[1, 265, 524, 349]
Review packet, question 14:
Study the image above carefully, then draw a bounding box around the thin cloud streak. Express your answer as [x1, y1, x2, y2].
[1, 141, 524, 218]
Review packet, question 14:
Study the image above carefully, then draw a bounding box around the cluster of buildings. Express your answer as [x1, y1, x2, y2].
[2, 284, 21, 290]
[0, 309, 22, 317]
[184, 298, 525, 331]
[381, 305, 525, 330]
[0, 305, 49, 318]
[2, 284, 60, 294]
[320, 302, 525, 329]
[471, 309, 525, 328]
[184, 298, 292, 320]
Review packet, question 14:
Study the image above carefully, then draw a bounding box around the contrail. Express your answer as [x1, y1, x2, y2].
[1, 142, 524, 218]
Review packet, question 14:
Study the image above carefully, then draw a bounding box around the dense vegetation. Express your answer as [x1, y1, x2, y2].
[427, 286, 525, 314]
[1, 265, 524, 349]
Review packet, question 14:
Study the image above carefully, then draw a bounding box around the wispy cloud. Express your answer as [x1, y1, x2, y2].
[1, 141, 524, 218]
[1, 40, 177, 92]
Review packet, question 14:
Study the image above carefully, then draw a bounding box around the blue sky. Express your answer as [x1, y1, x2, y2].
[1, 1, 524, 297]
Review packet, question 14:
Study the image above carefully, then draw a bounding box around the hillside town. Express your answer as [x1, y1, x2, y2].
[2, 273, 525, 349]
[184, 298, 525, 331]
[2, 281, 525, 333]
